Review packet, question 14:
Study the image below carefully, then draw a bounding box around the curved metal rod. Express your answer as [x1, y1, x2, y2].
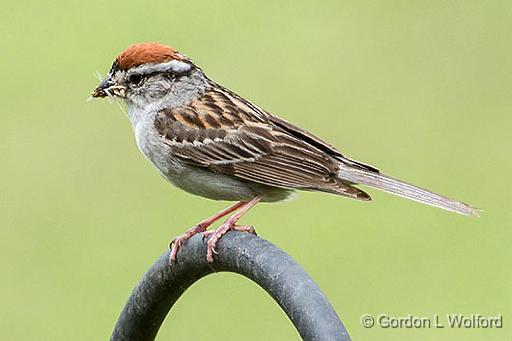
[110, 231, 351, 341]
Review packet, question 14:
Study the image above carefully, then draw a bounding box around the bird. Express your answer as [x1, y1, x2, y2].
[91, 42, 478, 263]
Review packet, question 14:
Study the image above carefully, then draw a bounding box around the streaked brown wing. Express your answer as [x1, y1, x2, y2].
[212, 83, 380, 173]
[155, 87, 370, 200]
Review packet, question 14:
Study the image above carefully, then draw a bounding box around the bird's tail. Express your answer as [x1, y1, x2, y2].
[337, 164, 479, 216]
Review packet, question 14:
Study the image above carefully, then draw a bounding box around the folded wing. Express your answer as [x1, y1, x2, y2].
[154, 88, 370, 200]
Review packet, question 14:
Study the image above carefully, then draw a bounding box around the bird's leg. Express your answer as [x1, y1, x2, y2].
[204, 196, 262, 262]
[169, 201, 246, 263]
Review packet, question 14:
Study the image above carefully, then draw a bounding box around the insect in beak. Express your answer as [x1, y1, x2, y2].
[91, 76, 126, 98]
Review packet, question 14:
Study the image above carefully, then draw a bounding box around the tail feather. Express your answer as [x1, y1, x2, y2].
[337, 165, 479, 216]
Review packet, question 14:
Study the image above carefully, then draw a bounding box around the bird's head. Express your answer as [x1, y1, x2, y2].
[91, 43, 201, 106]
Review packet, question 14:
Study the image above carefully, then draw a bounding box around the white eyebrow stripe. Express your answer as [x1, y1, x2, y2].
[127, 60, 192, 76]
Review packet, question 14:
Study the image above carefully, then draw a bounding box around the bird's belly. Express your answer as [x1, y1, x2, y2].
[163, 166, 261, 201]
[134, 118, 292, 202]
[161, 160, 294, 202]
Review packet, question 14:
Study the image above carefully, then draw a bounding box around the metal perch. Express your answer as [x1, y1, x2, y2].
[110, 231, 351, 341]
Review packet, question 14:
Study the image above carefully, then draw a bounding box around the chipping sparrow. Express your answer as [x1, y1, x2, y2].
[91, 42, 478, 263]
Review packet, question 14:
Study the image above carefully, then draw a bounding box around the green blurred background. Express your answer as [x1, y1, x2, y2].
[1, 1, 510, 340]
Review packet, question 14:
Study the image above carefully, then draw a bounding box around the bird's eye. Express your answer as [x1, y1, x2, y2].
[129, 74, 143, 85]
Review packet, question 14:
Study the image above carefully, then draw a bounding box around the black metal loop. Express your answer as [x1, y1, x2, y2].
[110, 231, 351, 341]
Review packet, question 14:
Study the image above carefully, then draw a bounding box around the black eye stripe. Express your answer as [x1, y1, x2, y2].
[127, 65, 194, 86]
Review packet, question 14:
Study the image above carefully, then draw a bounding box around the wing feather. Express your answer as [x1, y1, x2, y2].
[154, 86, 370, 200]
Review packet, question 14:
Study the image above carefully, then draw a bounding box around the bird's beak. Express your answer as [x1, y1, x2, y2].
[91, 76, 126, 98]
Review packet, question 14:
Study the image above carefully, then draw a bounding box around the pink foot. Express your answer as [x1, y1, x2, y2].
[169, 224, 207, 263]
[204, 224, 257, 263]
[233, 225, 257, 235]
[168, 201, 247, 264]
[170, 196, 262, 264]
[202, 225, 256, 240]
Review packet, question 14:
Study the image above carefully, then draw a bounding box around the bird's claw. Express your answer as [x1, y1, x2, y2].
[169, 238, 184, 264]
[204, 224, 257, 263]
[168, 224, 207, 264]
